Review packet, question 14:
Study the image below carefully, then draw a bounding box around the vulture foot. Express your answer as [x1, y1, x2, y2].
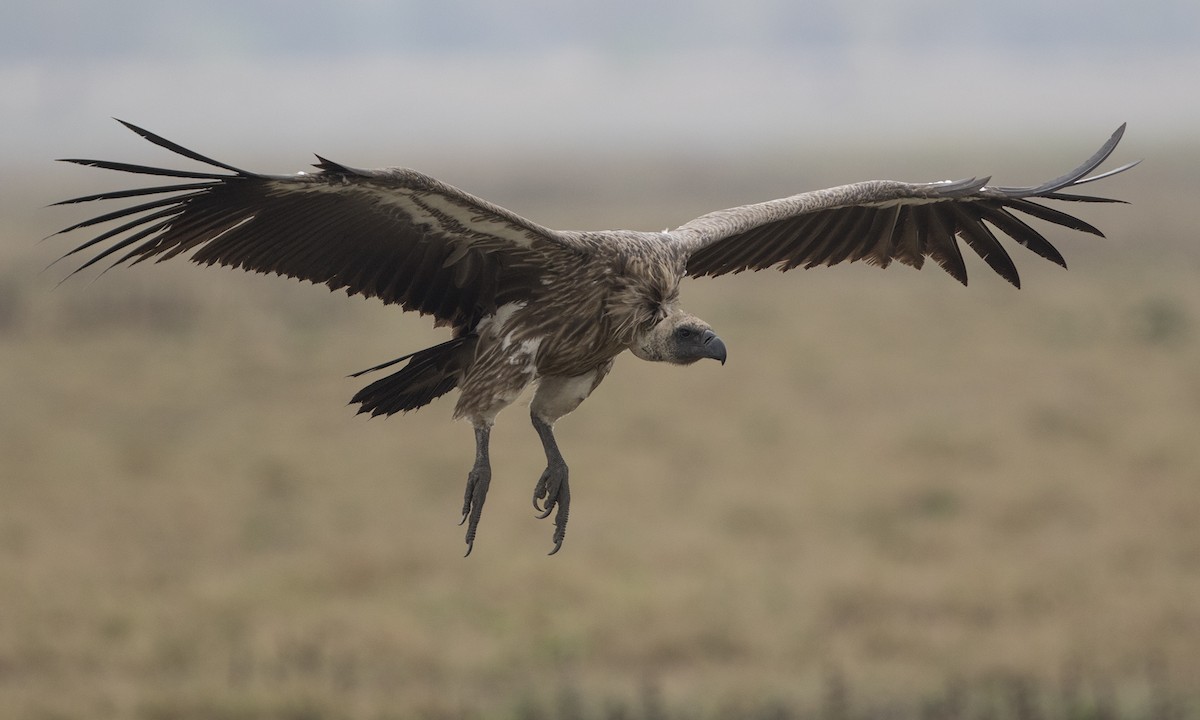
[460, 424, 492, 557]
[532, 461, 570, 555]
[460, 464, 491, 556]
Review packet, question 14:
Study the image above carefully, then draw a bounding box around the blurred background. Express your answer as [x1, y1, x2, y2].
[2, 1, 1198, 718]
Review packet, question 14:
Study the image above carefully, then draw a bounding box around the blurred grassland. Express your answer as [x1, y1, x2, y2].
[1, 137, 1198, 719]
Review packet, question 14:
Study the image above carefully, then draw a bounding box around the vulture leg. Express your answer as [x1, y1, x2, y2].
[459, 422, 492, 557]
[531, 412, 571, 555]
[529, 363, 612, 554]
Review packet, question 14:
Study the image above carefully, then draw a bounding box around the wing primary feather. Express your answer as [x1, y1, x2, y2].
[949, 203, 1020, 287]
[1070, 159, 1141, 187]
[49, 182, 216, 207]
[51, 192, 205, 236]
[989, 123, 1125, 196]
[113, 119, 259, 176]
[67, 217, 178, 276]
[57, 158, 235, 181]
[109, 224, 205, 270]
[974, 204, 1066, 268]
[56, 205, 185, 263]
[1004, 198, 1106, 237]
[1039, 192, 1125, 203]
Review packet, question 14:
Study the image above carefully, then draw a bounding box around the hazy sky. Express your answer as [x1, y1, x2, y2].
[3, 0, 1197, 169]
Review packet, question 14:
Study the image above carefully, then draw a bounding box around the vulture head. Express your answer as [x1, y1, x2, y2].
[630, 310, 727, 366]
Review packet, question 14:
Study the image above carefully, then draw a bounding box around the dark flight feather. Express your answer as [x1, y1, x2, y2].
[52, 121, 584, 328]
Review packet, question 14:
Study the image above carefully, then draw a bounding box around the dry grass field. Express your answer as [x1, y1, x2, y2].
[1, 137, 1197, 718]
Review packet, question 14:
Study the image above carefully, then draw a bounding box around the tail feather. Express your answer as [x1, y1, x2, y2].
[350, 335, 476, 417]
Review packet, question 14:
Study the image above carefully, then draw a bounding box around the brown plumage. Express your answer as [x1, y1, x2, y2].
[51, 120, 1136, 555]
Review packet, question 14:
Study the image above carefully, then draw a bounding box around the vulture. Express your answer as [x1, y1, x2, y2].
[51, 120, 1136, 555]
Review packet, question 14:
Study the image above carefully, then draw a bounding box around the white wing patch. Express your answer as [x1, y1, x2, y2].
[476, 301, 526, 336]
[290, 181, 539, 248]
[415, 193, 539, 247]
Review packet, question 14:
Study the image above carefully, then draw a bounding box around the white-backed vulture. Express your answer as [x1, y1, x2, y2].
[51, 121, 1136, 555]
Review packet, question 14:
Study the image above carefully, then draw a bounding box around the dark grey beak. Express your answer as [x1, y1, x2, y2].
[702, 330, 727, 365]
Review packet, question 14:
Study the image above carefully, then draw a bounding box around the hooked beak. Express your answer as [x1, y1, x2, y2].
[702, 330, 727, 365]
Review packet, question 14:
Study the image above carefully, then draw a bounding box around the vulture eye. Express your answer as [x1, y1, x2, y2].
[676, 327, 694, 340]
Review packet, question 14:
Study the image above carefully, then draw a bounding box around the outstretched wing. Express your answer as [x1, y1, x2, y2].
[672, 125, 1136, 288]
[51, 120, 585, 327]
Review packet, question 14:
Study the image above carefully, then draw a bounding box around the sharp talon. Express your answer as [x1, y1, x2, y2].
[458, 512, 468, 526]
[532, 466, 563, 519]
[547, 539, 562, 556]
[533, 472, 549, 512]
[549, 488, 569, 554]
[464, 520, 479, 555]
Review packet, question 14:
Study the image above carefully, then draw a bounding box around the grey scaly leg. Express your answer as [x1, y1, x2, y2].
[459, 422, 491, 557]
[531, 412, 570, 555]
